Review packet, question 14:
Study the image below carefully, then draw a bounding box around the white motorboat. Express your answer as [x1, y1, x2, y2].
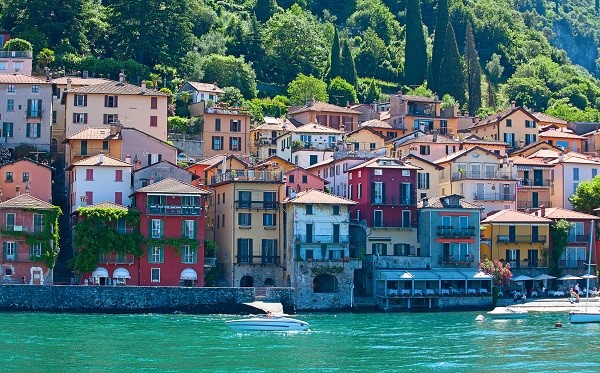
[226, 315, 309, 331]
[487, 307, 528, 319]
[569, 309, 600, 324]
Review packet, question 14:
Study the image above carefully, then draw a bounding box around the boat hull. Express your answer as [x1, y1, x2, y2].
[226, 317, 309, 331]
[569, 311, 600, 324]
[487, 307, 528, 319]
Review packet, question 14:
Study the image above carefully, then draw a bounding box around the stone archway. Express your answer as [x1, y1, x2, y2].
[313, 274, 339, 293]
[264, 278, 275, 287]
[240, 275, 254, 287]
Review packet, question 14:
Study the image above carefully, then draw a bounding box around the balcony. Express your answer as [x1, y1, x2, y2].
[2, 225, 30, 233]
[371, 196, 415, 206]
[211, 170, 284, 185]
[439, 255, 476, 268]
[452, 171, 514, 181]
[26, 110, 43, 118]
[497, 235, 547, 244]
[236, 255, 280, 265]
[0, 51, 33, 58]
[372, 220, 418, 229]
[98, 253, 135, 264]
[473, 193, 515, 201]
[205, 106, 249, 115]
[519, 179, 551, 187]
[558, 260, 595, 270]
[568, 235, 589, 244]
[295, 234, 350, 244]
[517, 201, 551, 210]
[235, 201, 279, 210]
[436, 226, 477, 238]
[147, 205, 201, 215]
[204, 257, 216, 267]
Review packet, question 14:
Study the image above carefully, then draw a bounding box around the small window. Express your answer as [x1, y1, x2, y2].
[374, 169, 383, 176]
[5, 172, 13, 182]
[7, 85, 15, 93]
[22, 172, 29, 182]
[332, 205, 340, 215]
[102, 141, 109, 150]
[150, 97, 158, 109]
[151, 268, 160, 282]
[31, 85, 39, 93]
[401, 170, 411, 177]
[302, 175, 308, 183]
[288, 175, 295, 183]
[506, 119, 512, 127]
[306, 205, 313, 215]
[150, 116, 158, 127]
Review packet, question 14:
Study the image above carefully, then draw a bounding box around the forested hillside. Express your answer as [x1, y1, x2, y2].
[3, 0, 600, 122]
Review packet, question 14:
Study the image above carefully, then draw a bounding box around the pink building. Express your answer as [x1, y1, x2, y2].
[0, 158, 53, 203]
[285, 167, 328, 196]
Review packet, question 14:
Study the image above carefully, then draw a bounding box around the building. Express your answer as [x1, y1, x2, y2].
[132, 160, 193, 192]
[548, 153, 600, 210]
[390, 133, 459, 161]
[67, 154, 132, 214]
[343, 126, 388, 152]
[469, 103, 539, 149]
[0, 50, 33, 76]
[403, 154, 445, 201]
[0, 158, 53, 203]
[0, 74, 53, 151]
[200, 105, 251, 159]
[64, 126, 122, 167]
[359, 119, 401, 140]
[305, 155, 376, 198]
[418, 195, 482, 268]
[480, 209, 551, 273]
[178, 81, 224, 116]
[508, 141, 565, 158]
[288, 100, 360, 132]
[284, 166, 328, 197]
[208, 169, 285, 287]
[132, 178, 210, 286]
[0, 194, 60, 285]
[187, 154, 248, 187]
[120, 126, 177, 168]
[62, 76, 170, 140]
[539, 128, 585, 153]
[283, 189, 359, 310]
[532, 112, 568, 128]
[276, 123, 344, 168]
[507, 156, 553, 211]
[250, 117, 295, 160]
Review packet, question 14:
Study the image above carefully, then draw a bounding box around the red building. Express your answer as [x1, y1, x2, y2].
[132, 178, 210, 286]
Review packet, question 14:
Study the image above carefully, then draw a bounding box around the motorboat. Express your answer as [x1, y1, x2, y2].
[569, 309, 600, 324]
[226, 315, 309, 331]
[487, 307, 528, 319]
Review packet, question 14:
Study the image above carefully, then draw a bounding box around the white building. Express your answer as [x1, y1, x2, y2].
[67, 154, 132, 214]
[276, 123, 343, 168]
[548, 152, 600, 210]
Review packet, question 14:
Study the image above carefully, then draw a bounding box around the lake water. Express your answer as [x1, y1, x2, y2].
[1, 311, 598, 372]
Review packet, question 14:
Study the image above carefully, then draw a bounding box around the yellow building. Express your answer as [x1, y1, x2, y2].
[344, 126, 388, 152]
[539, 129, 585, 153]
[509, 141, 565, 158]
[201, 106, 251, 159]
[470, 104, 539, 149]
[288, 100, 361, 132]
[506, 156, 553, 211]
[532, 112, 568, 129]
[480, 209, 551, 270]
[64, 126, 122, 167]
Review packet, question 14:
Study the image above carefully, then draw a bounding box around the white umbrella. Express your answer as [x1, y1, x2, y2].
[558, 274, 583, 281]
[582, 274, 597, 279]
[534, 274, 556, 280]
[512, 275, 534, 281]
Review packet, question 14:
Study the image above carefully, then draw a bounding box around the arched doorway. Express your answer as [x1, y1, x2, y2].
[264, 278, 275, 287]
[240, 275, 254, 287]
[313, 274, 338, 293]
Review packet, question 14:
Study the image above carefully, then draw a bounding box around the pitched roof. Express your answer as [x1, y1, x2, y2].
[285, 189, 356, 205]
[472, 106, 537, 129]
[121, 127, 176, 149]
[255, 155, 296, 168]
[132, 159, 186, 174]
[0, 194, 54, 210]
[528, 149, 561, 159]
[417, 195, 482, 209]
[433, 146, 501, 164]
[184, 81, 224, 94]
[509, 141, 565, 156]
[397, 94, 440, 103]
[288, 101, 361, 115]
[66, 127, 121, 141]
[196, 154, 249, 170]
[51, 77, 111, 86]
[284, 166, 329, 184]
[403, 154, 445, 170]
[0, 74, 51, 84]
[70, 154, 131, 168]
[549, 152, 600, 165]
[345, 126, 388, 139]
[532, 112, 568, 125]
[253, 117, 295, 131]
[84, 201, 129, 211]
[305, 157, 335, 169]
[292, 122, 345, 134]
[66, 81, 170, 96]
[532, 207, 599, 220]
[508, 156, 553, 167]
[482, 209, 552, 223]
[397, 133, 458, 146]
[360, 119, 393, 129]
[347, 156, 421, 171]
[0, 157, 53, 171]
[539, 129, 585, 140]
[134, 177, 209, 195]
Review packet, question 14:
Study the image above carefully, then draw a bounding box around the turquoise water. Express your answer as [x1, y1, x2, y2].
[0, 311, 598, 372]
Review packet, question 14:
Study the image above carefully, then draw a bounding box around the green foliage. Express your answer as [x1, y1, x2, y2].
[569, 176, 600, 214]
[354, 28, 397, 82]
[36, 48, 55, 70]
[327, 77, 357, 105]
[548, 220, 573, 277]
[405, 84, 434, 98]
[201, 54, 257, 99]
[503, 76, 551, 111]
[292, 140, 304, 153]
[287, 74, 328, 105]
[465, 21, 482, 115]
[546, 101, 600, 123]
[3, 38, 33, 52]
[204, 239, 218, 256]
[357, 78, 382, 103]
[429, 0, 448, 93]
[12, 144, 49, 163]
[438, 22, 466, 104]
[72, 207, 144, 273]
[404, 0, 428, 86]
[254, 0, 279, 23]
[346, 0, 400, 44]
[246, 97, 289, 119]
[167, 116, 190, 133]
[339, 40, 358, 87]
[220, 87, 244, 107]
[309, 0, 357, 23]
[326, 28, 342, 82]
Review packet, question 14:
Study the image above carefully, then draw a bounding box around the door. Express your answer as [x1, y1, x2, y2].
[531, 225, 539, 243]
[502, 184, 511, 200]
[306, 224, 313, 243]
[532, 192, 539, 208]
[470, 164, 481, 179]
[333, 224, 340, 243]
[476, 183, 484, 199]
[528, 249, 539, 268]
[533, 170, 543, 186]
[81, 141, 88, 156]
[523, 170, 530, 185]
[508, 226, 516, 242]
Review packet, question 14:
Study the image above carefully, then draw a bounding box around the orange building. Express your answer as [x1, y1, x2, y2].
[288, 100, 361, 132]
[201, 106, 251, 159]
[0, 158, 53, 203]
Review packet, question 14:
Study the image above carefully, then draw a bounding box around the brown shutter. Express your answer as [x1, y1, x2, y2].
[73, 95, 77, 106]
[83, 95, 87, 107]
[103, 114, 108, 124]
[72, 113, 76, 123]
[83, 113, 88, 124]
[104, 95, 108, 107]
[114, 96, 118, 108]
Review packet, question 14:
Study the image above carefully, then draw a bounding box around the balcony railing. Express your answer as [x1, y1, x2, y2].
[567, 235, 589, 243]
[452, 171, 514, 181]
[98, 253, 135, 264]
[0, 51, 33, 58]
[147, 205, 201, 215]
[519, 179, 550, 187]
[473, 193, 515, 201]
[2, 225, 30, 233]
[517, 201, 551, 210]
[371, 196, 415, 206]
[235, 201, 279, 210]
[497, 235, 547, 243]
[558, 260, 593, 270]
[505, 260, 546, 269]
[436, 226, 477, 238]
[295, 234, 350, 244]
[204, 257, 216, 267]
[372, 220, 418, 229]
[212, 170, 284, 184]
[26, 110, 43, 118]
[236, 255, 280, 265]
[439, 255, 476, 267]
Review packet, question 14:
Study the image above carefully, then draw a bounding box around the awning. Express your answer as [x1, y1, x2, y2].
[377, 270, 441, 281]
[433, 270, 467, 280]
[180, 268, 198, 280]
[92, 267, 109, 278]
[461, 269, 493, 280]
[113, 268, 131, 279]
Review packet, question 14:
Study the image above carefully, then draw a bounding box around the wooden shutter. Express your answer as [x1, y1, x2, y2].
[148, 220, 153, 238]
[160, 220, 164, 238]
[103, 114, 108, 124]
[147, 154, 152, 165]
[36, 123, 41, 138]
[72, 113, 77, 123]
[14, 242, 18, 261]
[192, 247, 198, 263]
[159, 246, 164, 263]
[115, 192, 122, 205]
[193, 220, 198, 239]
[104, 95, 108, 107]
[181, 220, 186, 237]
[83, 95, 87, 106]
[83, 113, 88, 124]
[371, 182, 375, 203]
[147, 246, 153, 261]
[151, 97, 157, 109]
[150, 116, 157, 127]
[26, 99, 31, 115]
[157, 154, 162, 162]
[73, 95, 77, 106]
[114, 96, 118, 108]
[2, 242, 6, 260]
[26, 123, 30, 138]
[37, 99, 42, 115]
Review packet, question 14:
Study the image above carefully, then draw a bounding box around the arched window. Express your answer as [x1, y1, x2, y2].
[264, 278, 275, 286]
[313, 274, 338, 293]
[240, 275, 254, 287]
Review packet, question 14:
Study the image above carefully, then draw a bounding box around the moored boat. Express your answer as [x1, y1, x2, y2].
[226, 315, 309, 331]
[569, 309, 600, 324]
[487, 307, 528, 319]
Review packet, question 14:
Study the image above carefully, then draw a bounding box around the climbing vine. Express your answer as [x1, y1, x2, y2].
[548, 219, 573, 277]
[311, 266, 344, 276]
[145, 237, 198, 255]
[72, 207, 144, 273]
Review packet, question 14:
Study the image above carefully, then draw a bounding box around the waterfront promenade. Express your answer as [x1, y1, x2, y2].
[500, 297, 600, 312]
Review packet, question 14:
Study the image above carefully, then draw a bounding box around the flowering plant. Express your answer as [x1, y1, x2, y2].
[479, 259, 512, 286]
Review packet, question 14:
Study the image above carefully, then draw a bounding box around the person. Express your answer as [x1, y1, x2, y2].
[21, 276, 26, 284]
[575, 283, 580, 295]
[542, 286, 546, 296]
[521, 293, 527, 303]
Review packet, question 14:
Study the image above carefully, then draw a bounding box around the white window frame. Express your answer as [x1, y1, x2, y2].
[30, 242, 42, 257]
[182, 245, 196, 264]
[5, 241, 15, 260]
[151, 219, 162, 238]
[151, 268, 160, 282]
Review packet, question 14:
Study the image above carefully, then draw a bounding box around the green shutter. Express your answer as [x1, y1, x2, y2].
[2, 242, 6, 260]
[14, 242, 18, 261]
[371, 183, 375, 203]
[160, 220, 164, 238]
[159, 246, 164, 263]
[26, 99, 31, 115]
[147, 246, 152, 262]
[147, 154, 152, 165]
[158, 154, 162, 162]
[26, 124, 30, 137]
[37, 123, 41, 138]
[193, 220, 198, 239]
[192, 247, 198, 263]
[382, 183, 386, 204]
[148, 220, 152, 238]
[181, 220, 186, 237]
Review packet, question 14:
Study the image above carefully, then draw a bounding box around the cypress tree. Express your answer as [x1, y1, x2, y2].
[429, 0, 449, 93]
[438, 22, 466, 104]
[254, 0, 278, 23]
[464, 21, 482, 115]
[339, 39, 358, 87]
[404, 0, 428, 86]
[326, 28, 342, 82]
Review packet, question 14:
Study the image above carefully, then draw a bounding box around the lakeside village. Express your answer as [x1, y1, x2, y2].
[2, 42, 600, 312]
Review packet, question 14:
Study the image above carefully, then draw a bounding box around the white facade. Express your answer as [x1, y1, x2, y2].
[550, 155, 600, 209]
[307, 158, 367, 198]
[70, 162, 132, 214]
[276, 124, 344, 165]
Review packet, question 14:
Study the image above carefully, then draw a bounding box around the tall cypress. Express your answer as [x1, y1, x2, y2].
[404, 0, 428, 86]
[464, 21, 482, 115]
[429, 0, 449, 93]
[254, 0, 278, 23]
[339, 39, 358, 87]
[326, 28, 342, 82]
[438, 22, 466, 104]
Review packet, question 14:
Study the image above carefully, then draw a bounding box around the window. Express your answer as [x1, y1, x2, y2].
[372, 182, 384, 204]
[26, 123, 41, 138]
[74, 94, 87, 107]
[332, 205, 340, 215]
[150, 116, 158, 127]
[230, 119, 241, 132]
[85, 191, 93, 205]
[506, 119, 512, 127]
[22, 172, 29, 182]
[302, 175, 308, 183]
[263, 191, 276, 209]
[261, 239, 277, 264]
[420, 145, 430, 155]
[370, 143, 376, 151]
[7, 84, 15, 93]
[402, 210, 411, 227]
[212, 136, 223, 150]
[309, 155, 318, 166]
[151, 97, 158, 109]
[148, 246, 163, 263]
[182, 220, 195, 239]
[573, 168, 580, 181]
[593, 169, 598, 178]
[237, 238, 252, 263]
[3, 241, 16, 261]
[229, 137, 241, 151]
[374, 169, 383, 176]
[103, 114, 118, 124]
[374, 210, 383, 227]
[372, 243, 387, 256]
[459, 216, 469, 229]
[401, 170, 411, 177]
[13, 62, 23, 71]
[6, 213, 15, 228]
[306, 205, 313, 215]
[33, 214, 43, 233]
[358, 183, 362, 198]
[102, 140, 109, 150]
[394, 243, 411, 256]
[151, 219, 163, 238]
[238, 191, 251, 208]
[238, 212, 251, 226]
[114, 192, 123, 205]
[31, 85, 39, 93]
[503, 133, 515, 147]
[182, 245, 197, 264]
[5, 172, 13, 182]
[289, 175, 295, 183]
[151, 268, 160, 282]
[525, 120, 536, 128]
[263, 213, 276, 227]
[73, 113, 88, 124]
[2, 122, 13, 137]
[85, 169, 93, 181]
[0, 62, 6, 70]
[215, 118, 221, 131]
[418, 173, 430, 189]
[104, 95, 118, 108]
[30, 242, 42, 257]
[525, 134, 536, 145]
[6, 99, 14, 111]
[115, 169, 123, 182]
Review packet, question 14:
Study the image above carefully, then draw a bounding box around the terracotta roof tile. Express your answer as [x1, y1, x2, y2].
[51, 77, 111, 86]
[135, 177, 209, 194]
[84, 201, 129, 210]
[532, 112, 568, 125]
[253, 117, 295, 131]
[285, 189, 357, 205]
[185, 81, 224, 94]
[66, 127, 121, 140]
[532, 207, 599, 220]
[67, 81, 170, 96]
[417, 195, 482, 209]
[0, 74, 51, 84]
[508, 156, 553, 166]
[397, 94, 440, 103]
[347, 156, 421, 171]
[0, 194, 54, 210]
[539, 129, 585, 140]
[482, 209, 552, 223]
[293, 122, 345, 134]
[70, 154, 131, 167]
[360, 119, 393, 129]
[288, 101, 360, 115]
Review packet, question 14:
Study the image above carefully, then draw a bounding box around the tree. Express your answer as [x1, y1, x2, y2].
[254, 0, 279, 23]
[548, 220, 573, 277]
[479, 258, 512, 307]
[404, 0, 427, 86]
[37, 48, 55, 71]
[201, 54, 257, 99]
[308, 0, 357, 23]
[3, 38, 33, 52]
[438, 22, 466, 104]
[327, 77, 357, 106]
[220, 87, 244, 107]
[355, 28, 395, 82]
[326, 28, 342, 82]
[464, 21, 482, 115]
[339, 39, 358, 87]
[428, 0, 448, 93]
[503, 77, 551, 111]
[0, 145, 11, 164]
[287, 74, 328, 105]
[569, 176, 600, 214]
[358, 78, 381, 104]
[485, 53, 504, 108]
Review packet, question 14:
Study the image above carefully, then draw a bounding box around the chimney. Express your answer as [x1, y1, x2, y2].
[540, 205, 546, 217]
[433, 131, 438, 142]
[306, 97, 314, 107]
[15, 185, 20, 196]
[422, 197, 428, 207]
[82, 70, 89, 79]
[149, 176, 155, 184]
[119, 71, 125, 83]
[125, 154, 131, 164]
[141, 80, 146, 94]
[99, 153, 105, 164]
[511, 100, 516, 109]
[66, 78, 72, 91]
[558, 153, 564, 162]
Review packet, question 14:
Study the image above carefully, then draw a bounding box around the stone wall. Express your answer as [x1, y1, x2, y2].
[0, 285, 295, 314]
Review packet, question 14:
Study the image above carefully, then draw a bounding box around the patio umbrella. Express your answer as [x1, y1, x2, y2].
[558, 274, 583, 281]
[582, 274, 597, 279]
[534, 274, 556, 280]
[512, 275, 534, 293]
